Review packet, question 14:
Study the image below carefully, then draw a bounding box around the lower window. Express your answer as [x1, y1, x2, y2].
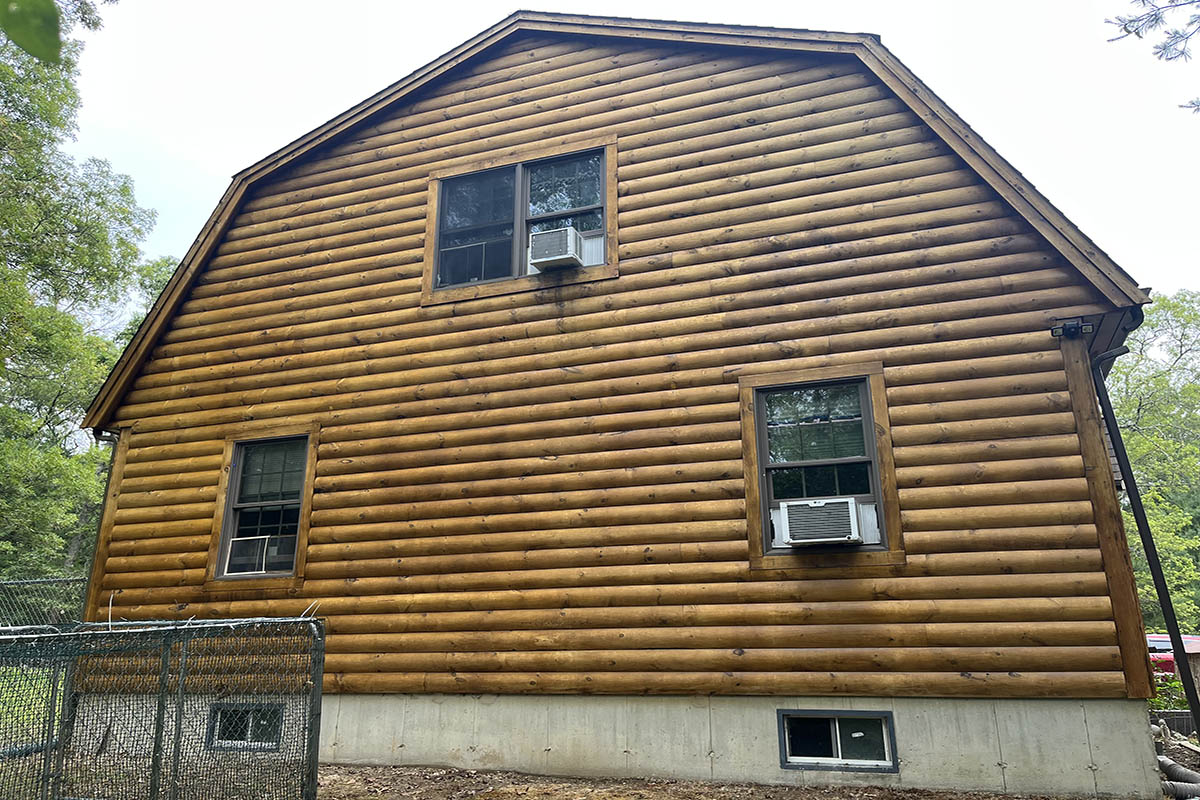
[219, 435, 309, 578]
[777, 710, 897, 772]
[207, 703, 284, 751]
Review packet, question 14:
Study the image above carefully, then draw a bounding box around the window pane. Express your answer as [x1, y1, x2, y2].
[766, 424, 804, 463]
[265, 536, 297, 573]
[770, 467, 806, 500]
[249, 708, 284, 745]
[786, 716, 836, 759]
[838, 717, 887, 761]
[528, 152, 601, 216]
[528, 209, 603, 234]
[800, 423, 834, 460]
[829, 384, 862, 419]
[836, 463, 871, 495]
[803, 465, 837, 497]
[238, 438, 307, 504]
[226, 537, 265, 574]
[442, 168, 514, 230]
[216, 709, 250, 742]
[831, 420, 866, 458]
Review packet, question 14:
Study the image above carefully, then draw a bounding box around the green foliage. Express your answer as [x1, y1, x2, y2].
[0, 1, 160, 579]
[1109, 290, 1200, 632]
[0, 0, 62, 63]
[1150, 669, 1190, 710]
[1108, 0, 1200, 111]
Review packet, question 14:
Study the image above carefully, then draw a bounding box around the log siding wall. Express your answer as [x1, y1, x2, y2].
[91, 33, 1146, 699]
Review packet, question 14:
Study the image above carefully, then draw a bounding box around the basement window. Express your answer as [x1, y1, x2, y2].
[207, 703, 284, 751]
[776, 710, 897, 772]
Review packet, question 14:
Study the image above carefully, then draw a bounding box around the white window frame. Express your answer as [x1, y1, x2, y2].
[776, 710, 898, 773]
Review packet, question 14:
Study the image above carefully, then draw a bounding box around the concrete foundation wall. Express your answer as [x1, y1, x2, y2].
[320, 694, 1158, 798]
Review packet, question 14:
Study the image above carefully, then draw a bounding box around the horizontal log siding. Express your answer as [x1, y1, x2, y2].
[97, 36, 1125, 699]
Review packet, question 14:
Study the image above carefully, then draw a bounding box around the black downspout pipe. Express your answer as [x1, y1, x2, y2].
[1092, 346, 1200, 737]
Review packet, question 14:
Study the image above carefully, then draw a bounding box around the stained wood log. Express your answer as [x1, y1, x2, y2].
[323, 671, 1126, 698]
[892, 434, 1082, 468]
[886, 371, 1067, 406]
[319, 621, 1117, 654]
[100, 572, 1113, 616]
[323, 646, 1121, 675]
[889, 391, 1071, 427]
[108, 535, 211, 558]
[896, 455, 1085, 488]
[901, 501, 1094, 531]
[313, 460, 742, 511]
[620, 114, 928, 198]
[621, 135, 948, 221]
[316, 439, 742, 492]
[904, 525, 1098, 554]
[306, 519, 745, 563]
[108, 518, 213, 542]
[313, 597, 1112, 636]
[897, 478, 1091, 510]
[890, 412, 1077, 448]
[309, 479, 745, 528]
[300, 541, 745, 582]
[116, 486, 218, 510]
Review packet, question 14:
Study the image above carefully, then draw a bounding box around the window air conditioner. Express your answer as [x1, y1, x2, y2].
[529, 226, 585, 269]
[777, 497, 862, 546]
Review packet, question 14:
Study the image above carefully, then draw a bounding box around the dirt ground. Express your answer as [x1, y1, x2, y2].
[317, 764, 1082, 800]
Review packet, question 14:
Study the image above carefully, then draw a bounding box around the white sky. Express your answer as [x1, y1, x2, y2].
[68, 0, 1200, 296]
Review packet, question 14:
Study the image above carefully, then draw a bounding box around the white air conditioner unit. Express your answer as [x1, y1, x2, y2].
[529, 226, 585, 269]
[776, 497, 862, 546]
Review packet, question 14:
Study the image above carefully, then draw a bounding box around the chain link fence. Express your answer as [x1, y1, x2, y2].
[0, 617, 324, 800]
[0, 578, 87, 628]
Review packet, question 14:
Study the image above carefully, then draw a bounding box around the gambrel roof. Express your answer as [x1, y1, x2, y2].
[84, 10, 1148, 431]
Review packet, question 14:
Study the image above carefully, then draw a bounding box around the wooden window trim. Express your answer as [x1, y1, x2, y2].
[420, 134, 618, 306]
[203, 423, 319, 592]
[740, 363, 905, 572]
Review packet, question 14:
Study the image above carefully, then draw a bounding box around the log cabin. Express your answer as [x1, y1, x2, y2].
[81, 11, 1160, 795]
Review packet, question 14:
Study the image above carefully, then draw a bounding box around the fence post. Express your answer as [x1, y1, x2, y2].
[38, 661, 62, 800]
[168, 636, 190, 800]
[304, 620, 326, 800]
[148, 630, 173, 800]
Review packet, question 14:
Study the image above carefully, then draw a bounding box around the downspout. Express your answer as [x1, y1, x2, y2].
[1091, 347, 1200, 736]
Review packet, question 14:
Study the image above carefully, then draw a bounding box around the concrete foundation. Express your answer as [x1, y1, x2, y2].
[319, 694, 1159, 797]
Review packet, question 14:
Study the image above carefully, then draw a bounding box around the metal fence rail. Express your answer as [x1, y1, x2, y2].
[0, 617, 325, 800]
[0, 578, 86, 628]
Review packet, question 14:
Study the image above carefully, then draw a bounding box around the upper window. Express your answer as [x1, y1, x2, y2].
[434, 149, 607, 289]
[219, 436, 308, 577]
[738, 364, 904, 571]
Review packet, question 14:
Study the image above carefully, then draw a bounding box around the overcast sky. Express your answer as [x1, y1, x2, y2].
[68, 0, 1199, 296]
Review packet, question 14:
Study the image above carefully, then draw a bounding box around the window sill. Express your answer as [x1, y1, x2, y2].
[420, 262, 618, 306]
[749, 547, 907, 573]
[202, 574, 304, 593]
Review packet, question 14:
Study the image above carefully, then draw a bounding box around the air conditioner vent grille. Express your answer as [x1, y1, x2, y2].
[779, 497, 861, 545]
